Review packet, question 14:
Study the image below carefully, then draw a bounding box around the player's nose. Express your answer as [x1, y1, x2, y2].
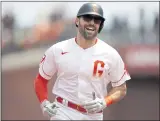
[89, 19, 95, 25]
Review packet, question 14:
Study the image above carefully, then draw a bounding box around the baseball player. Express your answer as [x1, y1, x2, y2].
[34, 2, 131, 120]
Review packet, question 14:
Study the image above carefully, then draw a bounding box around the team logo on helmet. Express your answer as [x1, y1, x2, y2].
[92, 4, 98, 12]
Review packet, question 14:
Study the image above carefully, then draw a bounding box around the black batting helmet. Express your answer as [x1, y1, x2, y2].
[76, 2, 105, 33]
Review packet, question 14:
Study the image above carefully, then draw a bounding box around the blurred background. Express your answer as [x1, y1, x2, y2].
[1, 1, 159, 120]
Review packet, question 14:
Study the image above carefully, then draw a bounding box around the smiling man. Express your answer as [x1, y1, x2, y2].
[34, 2, 131, 120]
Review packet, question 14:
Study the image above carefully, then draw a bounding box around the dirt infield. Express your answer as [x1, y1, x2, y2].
[2, 66, 159, 120]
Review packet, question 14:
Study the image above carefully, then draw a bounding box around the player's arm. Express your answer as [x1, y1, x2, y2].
[34, 73, 49, 103]
[104, 82, 127, 106]
[105, 51, 131, 106]
[34, 45, 57, 103]
[34, 46, 57, 117]
[82, 82, 127, 113]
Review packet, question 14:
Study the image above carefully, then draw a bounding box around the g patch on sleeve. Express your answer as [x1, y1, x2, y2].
[40, 54, 46, 64]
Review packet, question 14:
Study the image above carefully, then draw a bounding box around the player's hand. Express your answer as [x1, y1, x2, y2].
[41, 100, 58, 117]
[82, 98, 106, 113]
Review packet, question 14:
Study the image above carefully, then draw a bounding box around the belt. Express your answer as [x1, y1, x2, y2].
[56, 96, 102, 114]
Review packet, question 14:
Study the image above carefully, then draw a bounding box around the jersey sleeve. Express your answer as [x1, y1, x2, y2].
[108, 51, 131, 87]
[39, 46, 57, 80]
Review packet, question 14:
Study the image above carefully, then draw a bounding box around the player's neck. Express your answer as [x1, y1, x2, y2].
[76, 35, 97, 49]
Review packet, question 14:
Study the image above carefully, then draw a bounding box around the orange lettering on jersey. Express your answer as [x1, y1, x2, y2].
[93, 60, 105, 77]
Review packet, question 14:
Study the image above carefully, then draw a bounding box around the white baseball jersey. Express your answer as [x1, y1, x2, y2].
[39, 37, 131, 105]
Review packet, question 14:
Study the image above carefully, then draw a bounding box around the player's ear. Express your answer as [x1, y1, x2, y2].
[75, 17, 79, 27]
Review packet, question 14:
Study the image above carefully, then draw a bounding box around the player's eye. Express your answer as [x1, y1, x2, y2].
[82, 15, 102, 24]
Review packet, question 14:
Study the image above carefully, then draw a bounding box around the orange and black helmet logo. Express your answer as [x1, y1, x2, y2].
[92, 4, 98, 12]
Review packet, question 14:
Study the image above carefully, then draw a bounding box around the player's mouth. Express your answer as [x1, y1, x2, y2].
[85, 27, 95, 32]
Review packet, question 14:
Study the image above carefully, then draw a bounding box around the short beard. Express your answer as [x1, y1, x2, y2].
[78, 22, 98, 41]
